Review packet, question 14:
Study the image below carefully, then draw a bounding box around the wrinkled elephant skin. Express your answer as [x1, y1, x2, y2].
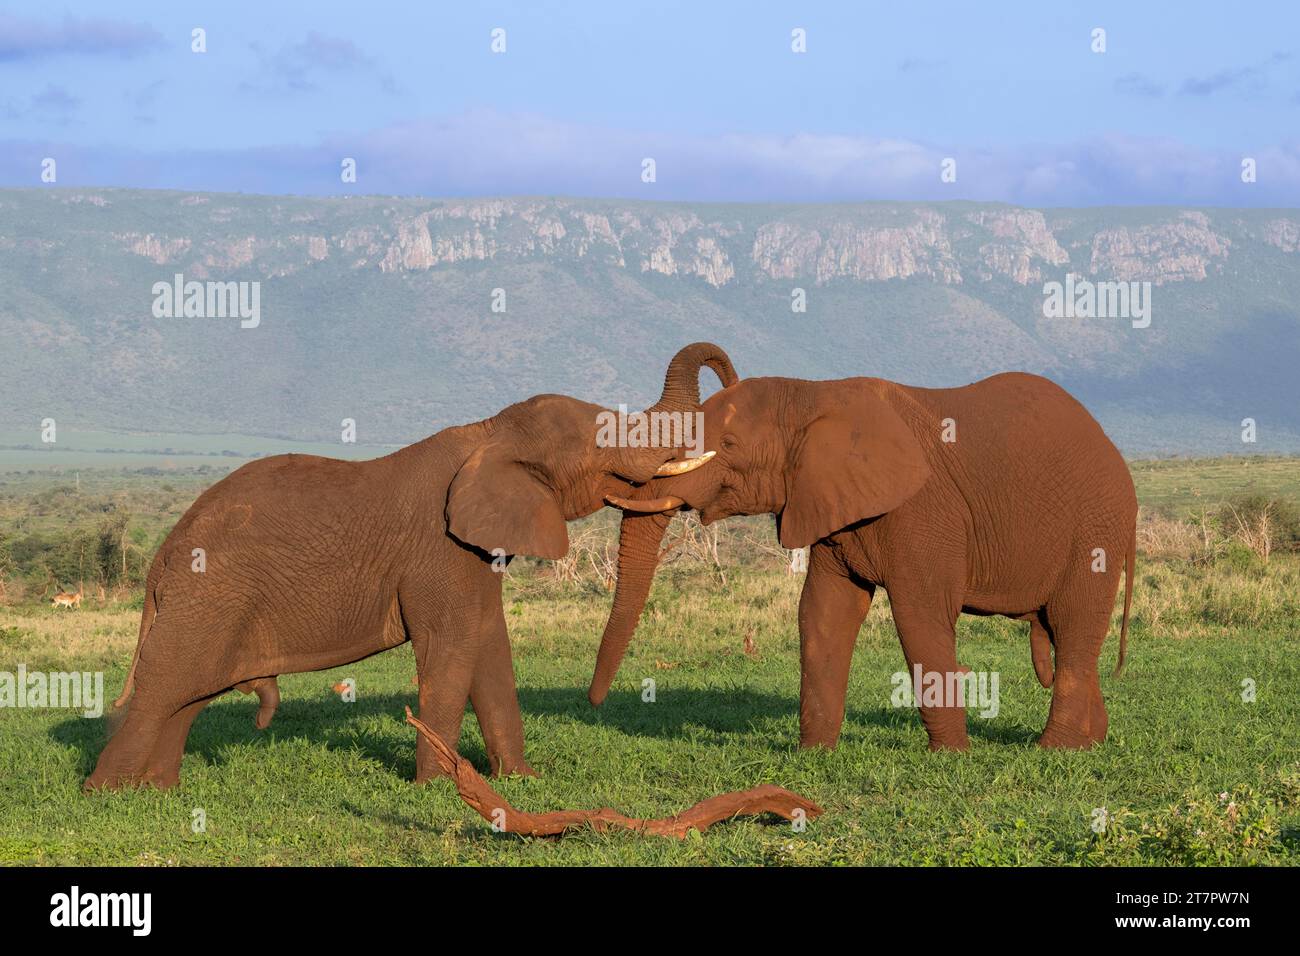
[596, 347, 1137, 754]
[86, 347, 737, 792]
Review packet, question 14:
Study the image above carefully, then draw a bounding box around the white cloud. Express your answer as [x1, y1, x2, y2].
[4, 110, 1299, 206]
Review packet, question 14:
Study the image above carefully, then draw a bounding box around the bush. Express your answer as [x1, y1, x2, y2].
[1218, 541, 1263, 575]
[1217, 494, 1300, 560]
[1083, 765, 1300, 865]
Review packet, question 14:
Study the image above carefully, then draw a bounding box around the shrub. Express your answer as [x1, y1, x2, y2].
[1083, 765, 1300, 865]
[1218, 494, 1300, 560]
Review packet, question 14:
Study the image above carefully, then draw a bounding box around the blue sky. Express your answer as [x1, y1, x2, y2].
[1, 1, 1297, 204]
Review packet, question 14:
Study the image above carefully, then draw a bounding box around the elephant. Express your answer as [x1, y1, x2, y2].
[593, 343, 1137, 752]
[85, 344, 731, 790]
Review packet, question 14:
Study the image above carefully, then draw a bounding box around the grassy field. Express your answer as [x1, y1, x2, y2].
[0, 428, 396, 470]
[1, 457, 1298, 865]
[1130, 456, 1300, 515]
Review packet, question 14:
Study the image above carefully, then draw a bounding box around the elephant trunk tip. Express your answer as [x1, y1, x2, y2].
[588, 647, 626, 707]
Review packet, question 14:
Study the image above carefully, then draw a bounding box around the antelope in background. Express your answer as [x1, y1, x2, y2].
[51, 585, 83, 609]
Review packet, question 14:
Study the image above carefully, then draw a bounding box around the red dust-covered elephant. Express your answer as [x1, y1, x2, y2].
[594, 344, 1137, 752]
[85, 347, 731, 790]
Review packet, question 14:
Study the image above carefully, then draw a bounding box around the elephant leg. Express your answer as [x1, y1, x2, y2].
[469, 602, 536, 777]
[412, 657, 476, 783]
[1038, 539, 1124, 749]
[85, 696, 174, 790]
[87, 622, 209, 791]
[408, 590, 485, 784]
[1038, 603, 1111, 748]
[141, 696, 213, 789]
[889, 596, 969, 751]
[797, 549, 874, 750]
[91, 689, 232, 791]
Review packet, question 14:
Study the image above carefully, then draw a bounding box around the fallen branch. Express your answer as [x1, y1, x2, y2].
[404, 707, 823, 839]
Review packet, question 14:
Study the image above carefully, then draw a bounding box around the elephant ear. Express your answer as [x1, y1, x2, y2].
[446, 441, 568, 559]
[778, 385, 932, 549]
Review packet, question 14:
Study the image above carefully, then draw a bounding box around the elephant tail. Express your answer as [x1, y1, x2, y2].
[1114, 532, 1135, 677]
[112, 586, 157, 710]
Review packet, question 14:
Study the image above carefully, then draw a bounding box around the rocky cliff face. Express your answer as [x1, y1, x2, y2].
[79, 194, 1290, 291]
[1259, 217, 1300, 253]
[4, 189, 1299, 453]
[1086, 212, 1232, 284]
[752, 211, 962, 284]
[968, 209, 1069, 284]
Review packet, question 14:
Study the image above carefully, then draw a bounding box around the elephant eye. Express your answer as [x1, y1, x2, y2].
[720, 435, 738, 451]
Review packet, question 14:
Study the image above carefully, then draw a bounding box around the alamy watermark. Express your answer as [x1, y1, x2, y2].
[595, 405, 705, 457]
[1, 665, 104, 718]
[50, 886, 151, 936]
[890, 665, 1000, 718]
[152, 273, 260, 328]
[1042, 273, 1151, 329]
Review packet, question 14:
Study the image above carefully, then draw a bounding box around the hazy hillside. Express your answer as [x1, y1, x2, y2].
[3, 188, 1299, 455]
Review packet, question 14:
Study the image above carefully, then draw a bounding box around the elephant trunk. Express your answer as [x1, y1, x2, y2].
[654, 341, 738, 412]
[608, 341, 738, 477]
[591, 342, 738, 706]
[588, 509, 675, 705]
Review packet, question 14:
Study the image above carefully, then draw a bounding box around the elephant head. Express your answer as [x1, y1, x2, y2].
[590, 359, 932, 705]
[445, 343, 737, 562]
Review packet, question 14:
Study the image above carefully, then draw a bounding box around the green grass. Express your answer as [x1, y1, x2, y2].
[2, 567, 1297, 866]
[3, 457, 1298, 865]
[1130, 456, 1300, 515]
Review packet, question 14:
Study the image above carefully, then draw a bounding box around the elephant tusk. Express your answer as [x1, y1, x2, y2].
[605, 495, 685, 513]
[653, 450, 715, 476]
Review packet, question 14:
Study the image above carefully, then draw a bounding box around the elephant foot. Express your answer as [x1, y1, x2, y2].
[413, 764, 452, 785]
[491, 759, 539, 779]
[84, 771, 137, 791]
[1038, 706, 1107, 748]
[85, 700, 181, 792]
[797, 732, 841, 751]
[140, 763, 183, 789]
[1038, 668, 1107, 748]
[1037, 728, 1100, 749]
[414, 759, 537, 782]
[920, 705, 969, 752]
[797, 704, 847, 750]
[85, 769, 174, 791]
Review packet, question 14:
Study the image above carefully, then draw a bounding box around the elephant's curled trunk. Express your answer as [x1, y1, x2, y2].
[589, 342, 738, 706]
[654, 342, 737, 412]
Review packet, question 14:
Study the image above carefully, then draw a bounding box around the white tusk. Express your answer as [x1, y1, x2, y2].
[653, 450, 715, 477]
[605, 495, 685, 513]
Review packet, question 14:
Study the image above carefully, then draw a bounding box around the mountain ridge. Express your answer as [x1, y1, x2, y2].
[3, 189, 1298, 456]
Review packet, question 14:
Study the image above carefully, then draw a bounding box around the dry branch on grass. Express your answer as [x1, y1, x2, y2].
[405, 708, 822, 838]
